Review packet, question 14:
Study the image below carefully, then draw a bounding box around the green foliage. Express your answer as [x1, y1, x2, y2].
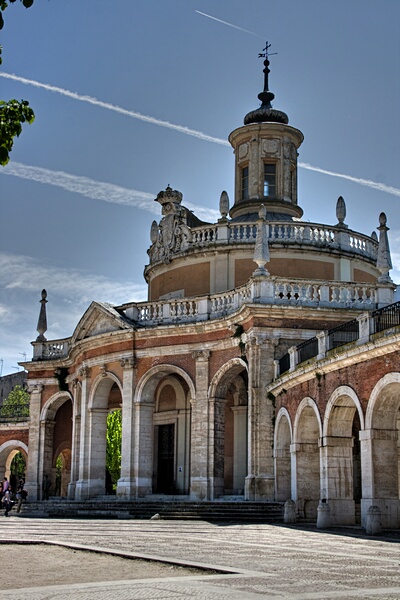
[0, 0, 35, 165]
[1, 384, 30, 417]
[10, 451, 26, 479]
[106, 409, 122, 488]
[0, 99, 35, 165]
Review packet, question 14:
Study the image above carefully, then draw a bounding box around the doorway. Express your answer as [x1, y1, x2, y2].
[157, 423, 175, 493]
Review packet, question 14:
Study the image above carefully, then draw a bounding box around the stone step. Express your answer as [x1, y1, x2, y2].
[19, 499, 284, 523]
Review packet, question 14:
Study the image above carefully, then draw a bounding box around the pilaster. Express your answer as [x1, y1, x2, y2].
[117, 357, 137, 499]
[245, 334, 276, 500]
[190, 350, 211, 500]
[24, 383, 44, 501]
[75, 366, 92, 500]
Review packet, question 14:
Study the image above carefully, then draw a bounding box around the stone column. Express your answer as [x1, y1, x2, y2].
[360, 428, 399, 529]
[87, 407, 109, 497]
[117, 357, 137, 499]
[232, 405, 247, 494]
[75, 366, 91, 500]
[40, 419, 56, 498]
[132, 401, 154, 497]
[24, 384, 44, 501]
[245, 335, 276, 500]
[190, 350, 211, 500]
[320, 435, 355, 525]
[67, 379, 81, 499]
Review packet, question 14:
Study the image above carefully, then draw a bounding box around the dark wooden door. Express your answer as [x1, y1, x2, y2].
[157, 423, 175, 493]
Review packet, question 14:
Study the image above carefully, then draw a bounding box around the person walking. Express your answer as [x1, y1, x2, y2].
[16, 478, 27, 513]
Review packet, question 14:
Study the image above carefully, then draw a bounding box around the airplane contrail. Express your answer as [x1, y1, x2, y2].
[195, 10, 263, 38]
[1, 72, 399, 199]
[1, 162, 220, 222]
[0, 72, 230, 147]
[299, 162, 400, 198]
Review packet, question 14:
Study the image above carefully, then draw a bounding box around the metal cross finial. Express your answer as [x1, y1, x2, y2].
[258, 41, 277, 60]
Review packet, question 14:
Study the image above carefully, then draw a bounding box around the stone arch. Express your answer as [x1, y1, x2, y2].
[89, 372, 122, 410]
[135, 364, 195, 405]
[209, 358, 248, 398]
[134, 364, 194, 497]
[293, 397, 322, 520]
[208, 358, 248, 498]
[0, 440, 28, 483]
[322, 386, 364, 525]
[274, 408, 293, 502]
[40, 390, 73, 421]
[362, 372, 400, 528]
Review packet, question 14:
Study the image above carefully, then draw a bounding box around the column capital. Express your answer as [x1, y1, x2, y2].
[28, 383, 44, 394]
[192, 350, 211, 361]
[79, 366, 91, 379]
[120, 356, 136, 369]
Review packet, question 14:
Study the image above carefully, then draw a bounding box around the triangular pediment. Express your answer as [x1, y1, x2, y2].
[71, 301, 133, 343]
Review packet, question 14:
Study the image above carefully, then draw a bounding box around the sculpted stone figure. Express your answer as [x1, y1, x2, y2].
[148, 186, 192, 264]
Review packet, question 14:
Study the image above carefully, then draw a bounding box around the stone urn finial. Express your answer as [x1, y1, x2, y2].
[336, 196, 347, 228]
[36, 289, 48, 342]
[376, 212, 393, 283]
[219, 191, 230, 220]
[253, 204, 270, 276]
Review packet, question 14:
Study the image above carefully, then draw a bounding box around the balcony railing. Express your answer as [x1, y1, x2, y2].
[148, 220, 378, 266]
[276, 300, 400, 378]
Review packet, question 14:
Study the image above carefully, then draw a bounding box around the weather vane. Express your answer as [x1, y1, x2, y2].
[258, 41, 277, 60]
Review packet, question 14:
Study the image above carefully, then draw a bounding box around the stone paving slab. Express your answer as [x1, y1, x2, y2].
[1, 515, 399, 598]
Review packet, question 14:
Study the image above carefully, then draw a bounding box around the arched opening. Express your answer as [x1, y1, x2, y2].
[54, 448, 71, 497]
[275, 410, 292, 502]
[87, 377, 122, 498]
[364, 377, 400, 528]
[106, 407, 122, 494]
[40, 393, 73, 500]
[210, 361, 248, 499]
[323, 389, 364, 525]
[294, 400, 321, 520]
[153, 376, 191, 495]
[0, 441, 28, 494]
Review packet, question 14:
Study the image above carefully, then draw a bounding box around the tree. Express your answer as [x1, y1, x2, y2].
[0, 0, 35, 166]
[0, 384, 30, 417]
[106, 409, 122, 490]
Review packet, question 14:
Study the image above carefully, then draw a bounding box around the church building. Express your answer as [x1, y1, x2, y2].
[1, 48, 399, 530]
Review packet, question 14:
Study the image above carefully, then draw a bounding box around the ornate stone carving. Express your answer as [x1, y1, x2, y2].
[192, 350, 211, 361]
[238, 142, 249, 159]
[262, 139, 279, 155]
[79, 366, 90, 379]
[28, 383, 44, 394]
[120, 357, 135, 369]
[148, 186, 192, 264]
[99, 366, 107, 378]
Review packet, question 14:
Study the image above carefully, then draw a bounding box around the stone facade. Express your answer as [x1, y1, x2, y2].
[1, 51, 399, 530]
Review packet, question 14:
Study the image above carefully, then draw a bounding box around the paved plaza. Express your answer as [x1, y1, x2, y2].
[1, 516, 399, 599]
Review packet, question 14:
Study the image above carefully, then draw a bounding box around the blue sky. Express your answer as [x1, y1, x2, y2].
[0, 0, 399, 375]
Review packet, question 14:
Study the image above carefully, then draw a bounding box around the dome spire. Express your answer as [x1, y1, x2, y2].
[257, 41, 276, 110]
[244, 41, 289, 125]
